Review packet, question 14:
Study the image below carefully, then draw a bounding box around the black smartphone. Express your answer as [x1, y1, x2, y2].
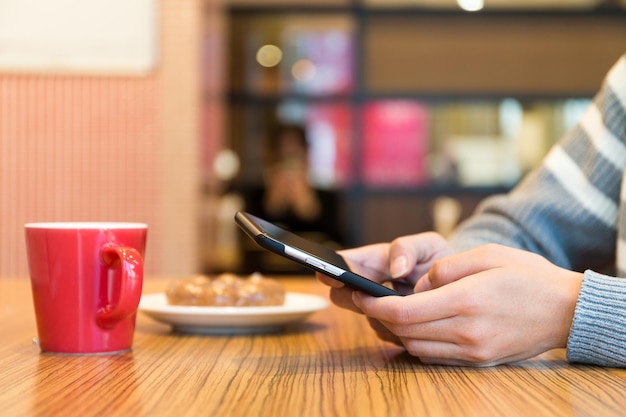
[234, 211, 402, 297]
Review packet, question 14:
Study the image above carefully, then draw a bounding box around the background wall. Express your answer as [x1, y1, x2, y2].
[0, 0, 206, 277]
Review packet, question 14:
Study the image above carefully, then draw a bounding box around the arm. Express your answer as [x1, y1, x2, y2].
[317, 55, 626, 367]
[449, 55, 626, 274]
[449, 55, 626, 366]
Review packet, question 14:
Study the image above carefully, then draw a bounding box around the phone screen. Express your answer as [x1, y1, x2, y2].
[235, 211, 401, 297]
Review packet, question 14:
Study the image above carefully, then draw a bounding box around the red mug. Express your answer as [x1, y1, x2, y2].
[24, 222, 148, 354]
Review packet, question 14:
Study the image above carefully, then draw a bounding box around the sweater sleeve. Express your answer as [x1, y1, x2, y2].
[568, 270, 626, 367]
[449, 54, 626, 274]
[448, 54, 626, 367]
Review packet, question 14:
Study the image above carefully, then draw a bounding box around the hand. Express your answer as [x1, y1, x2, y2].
[316, 232, 454, 342]
[288, 173, 321, 220]
[352, 244, 583, 366]
[264, 169, 320, 220]
[317, 232, 453, 309]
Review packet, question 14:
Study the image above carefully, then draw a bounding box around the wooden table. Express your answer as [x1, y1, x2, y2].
[2, 277, 626, 417]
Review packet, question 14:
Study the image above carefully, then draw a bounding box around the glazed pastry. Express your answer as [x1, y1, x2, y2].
[237, 273, 286, 306]
[166, 273, 286, 307]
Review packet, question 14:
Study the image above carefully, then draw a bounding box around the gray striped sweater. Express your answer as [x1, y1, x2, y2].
[449, 54, 626, 367]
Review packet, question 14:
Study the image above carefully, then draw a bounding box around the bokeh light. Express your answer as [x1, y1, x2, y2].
[213, 149, 240, 181]
[457, 0, 484, 12]
[256, 44, 283, 68]
[291, 59, 316, 82]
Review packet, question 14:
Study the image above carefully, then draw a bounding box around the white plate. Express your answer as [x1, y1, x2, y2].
[139, 292, 329, 334]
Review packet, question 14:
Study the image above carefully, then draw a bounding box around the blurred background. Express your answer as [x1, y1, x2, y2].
[1, 0, 626, 277]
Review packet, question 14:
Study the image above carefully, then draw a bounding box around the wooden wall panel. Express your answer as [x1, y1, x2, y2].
[365, 14, 626, 95]
[0, 0, 203, 277]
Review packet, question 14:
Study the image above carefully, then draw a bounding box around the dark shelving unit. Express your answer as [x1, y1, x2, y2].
[218, 1, 626, 248]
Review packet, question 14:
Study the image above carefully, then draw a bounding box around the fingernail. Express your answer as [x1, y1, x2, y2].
[390, 255, 408, 278]
[414, 273, 430, 292]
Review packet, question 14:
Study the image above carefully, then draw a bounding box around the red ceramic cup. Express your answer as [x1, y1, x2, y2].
[24, 222, 148, 354]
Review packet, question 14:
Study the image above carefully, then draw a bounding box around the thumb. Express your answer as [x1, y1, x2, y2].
[388, 232, 451, 279]
[414, 244, 506, 291]
[414, 272, 434, 292]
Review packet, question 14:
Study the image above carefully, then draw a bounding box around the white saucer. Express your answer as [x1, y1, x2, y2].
[139, 292, 329, 334]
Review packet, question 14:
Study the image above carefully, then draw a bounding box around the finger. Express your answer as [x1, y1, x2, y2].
[391, 278, 416, 295]
[316, 272, 345, 289]
[415, 244, 509, 291]
[353, 278, 472, 324]
[339, 244, 390, 283]
[400, 339, 465, 362]
[366, 317, 403, 346]
[405, 340, 534, 367]
[329, 287, 362, 314]
[388, 232, 450, 279]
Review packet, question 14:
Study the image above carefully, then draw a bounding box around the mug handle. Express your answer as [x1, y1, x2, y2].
[96, 244, 144, 329]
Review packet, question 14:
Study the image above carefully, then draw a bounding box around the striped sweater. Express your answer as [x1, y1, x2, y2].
[449, 54, 626, 367]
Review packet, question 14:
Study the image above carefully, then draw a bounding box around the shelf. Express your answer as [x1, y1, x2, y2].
[226, 92, 357, 105]
[364, 13, 626, 96]
[227, 10, 626, 96]
[344, 183, 512, 195]
[227, 5, 357, 14]
[225, 91, 595, 103]
[226, 3, 626, 16]
[214, 4, 625, 250]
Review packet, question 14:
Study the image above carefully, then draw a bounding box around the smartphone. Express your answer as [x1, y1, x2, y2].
[234, 211, 402, 297]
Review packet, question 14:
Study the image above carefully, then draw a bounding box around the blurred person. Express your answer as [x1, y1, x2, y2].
[241, 123, 344, 274]
[317, 53, 626, 367]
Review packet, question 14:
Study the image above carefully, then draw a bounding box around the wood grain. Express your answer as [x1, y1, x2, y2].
[1, 277, 625, 417]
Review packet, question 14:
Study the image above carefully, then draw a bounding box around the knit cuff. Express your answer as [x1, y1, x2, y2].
[567, 270, 626, 367]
